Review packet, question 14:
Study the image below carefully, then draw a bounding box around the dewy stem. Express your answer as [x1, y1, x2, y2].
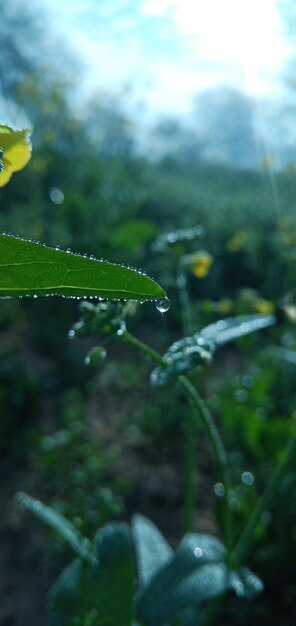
[178, 375, 233, 555]
[122, 330, 165, 366]
[122, 331, 233, 542]
[177, 265, 194, 336]
[230, 435, 296, 568]
[122, 331, 196, 532]
[183, 405, 197, 533]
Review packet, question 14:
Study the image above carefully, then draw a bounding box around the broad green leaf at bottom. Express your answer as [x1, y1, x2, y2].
[135, 532, 264, 625]
[50, 523, 135, 626]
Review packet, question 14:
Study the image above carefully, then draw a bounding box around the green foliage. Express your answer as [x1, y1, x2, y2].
[213, 355, 296, 463]
[70, 300, 128, 341]
[50, 523, 135, 626]
[135, 532, 262, 626]
[132, 514, 173, 585]
[71, 299, 295, 624]
[16, 492, 93, 563]
[37, 388, 126, 537]
[0, 343, 39, 457]
[0, 233, 165, 301]
[150, 315, 276, 386]
[110, 220, 158, 254]
[17, 500, 263, 626]
[1, 45, 296, 626]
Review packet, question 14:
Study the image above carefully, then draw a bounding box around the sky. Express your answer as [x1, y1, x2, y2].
[43, 0, 291, 117]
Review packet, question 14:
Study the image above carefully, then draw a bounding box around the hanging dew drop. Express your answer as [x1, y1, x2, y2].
[156, 297, 170, 313]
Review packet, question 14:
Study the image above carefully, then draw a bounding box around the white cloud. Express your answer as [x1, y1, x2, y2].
[44, 0, 290, 115]
[141, 0, 173, 18]
[139, 0, 290, 97]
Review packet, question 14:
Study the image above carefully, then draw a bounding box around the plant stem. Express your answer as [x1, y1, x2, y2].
[122, 330, 197, 532]
[177, 265, 194, 336]
[184, 407, 196, 532]
[230, 435, 296, 568]
[122, 330, 165, 366]
[121, 329, 295, 570]
[122, 331, 233, 544]
[178, 375, 233, 554]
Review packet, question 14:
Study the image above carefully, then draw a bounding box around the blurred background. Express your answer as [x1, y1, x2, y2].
[1, 1, 296, 624]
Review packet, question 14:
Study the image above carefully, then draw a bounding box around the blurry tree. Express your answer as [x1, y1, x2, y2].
[150, 118, 203, 164]
[0, 0, 80, 127]
[192, 87, 259, 169]
[274, 0, 296, 168]
[83, 96, 135, 158]
[0, 1, 41, 100]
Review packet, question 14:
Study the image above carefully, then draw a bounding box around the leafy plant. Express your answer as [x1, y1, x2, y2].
[38, 388, 126, 537]
[0, 125, 165, 304]
[16, 496, 263, 626]
[2, 125, 296, 625]
[16, 303, 296, 625]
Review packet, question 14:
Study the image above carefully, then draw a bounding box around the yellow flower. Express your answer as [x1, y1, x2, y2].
[253, 298, 275, 315]
[227, 229, 250, 253]
[189, 250, 213, 278]
[0, 125, 32, 187]
[217, 298, 233, 315]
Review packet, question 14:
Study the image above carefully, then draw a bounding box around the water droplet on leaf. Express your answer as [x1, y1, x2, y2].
[234, 581, 245, 597]
[194, 547, 203, 558]
[156, 296, 170, 313]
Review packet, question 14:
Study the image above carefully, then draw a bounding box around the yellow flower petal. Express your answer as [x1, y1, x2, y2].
[5, 140, 31, 172]
[253, 299, 275, 315]
[217, 298, 233, 314]
[189, 251, 213, 278]
[0, 125, 32, 187]
[226, 229, 250, 252]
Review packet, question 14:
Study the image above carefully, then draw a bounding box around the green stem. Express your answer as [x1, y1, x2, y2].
[122, 330, 165, 366]
[184, 408, 196, 532]
[230, 435, 296, 568]
[122, 330, 295, 571]
[178, 375, 233, 554]
[122, 331, 196, 532]
[122, 331, 233, 545]
[177, 265, 194, 336]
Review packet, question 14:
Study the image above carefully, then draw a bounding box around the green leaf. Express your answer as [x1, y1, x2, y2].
[50, 559, 83, 625]
[110, 220, 158, 251]
[0, 233, 166, 301]
[179, 533, 226, 564]
[50, 522, 135, 626]
[135, 532, 263, 626]
[132, 514, 174, 586]
[16, 492, 93, 563]
[200, 314, 276, 346]
[150, 341, 212, 387]
[270, 346, 296, 366]
[150, 314, 275, 387]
